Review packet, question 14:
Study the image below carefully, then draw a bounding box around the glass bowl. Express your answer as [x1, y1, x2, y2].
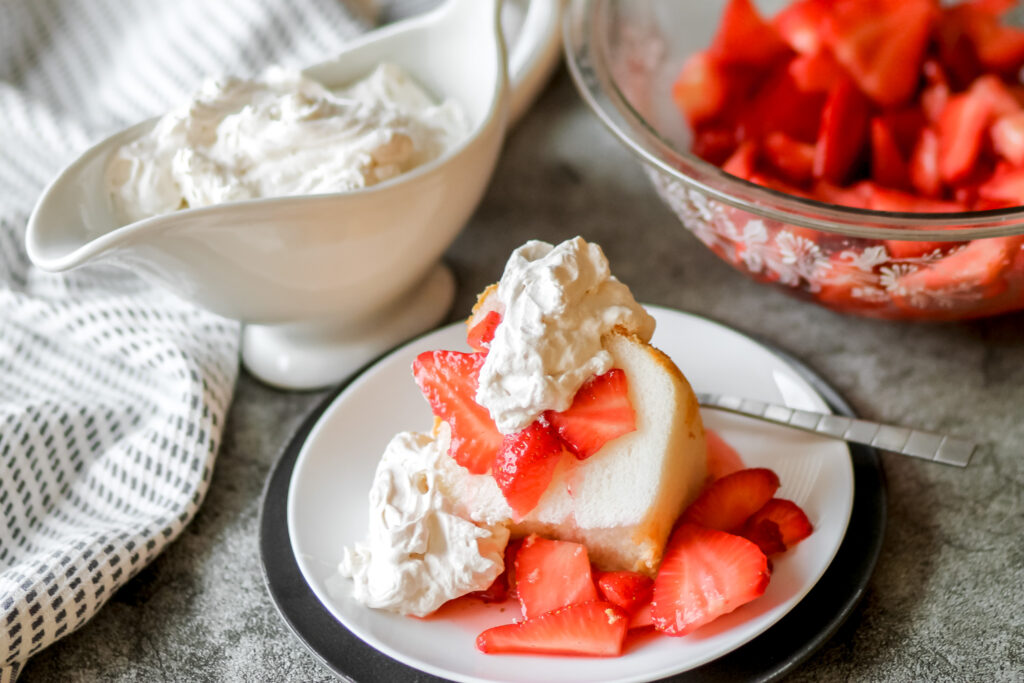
[564, 0, 1024, 320]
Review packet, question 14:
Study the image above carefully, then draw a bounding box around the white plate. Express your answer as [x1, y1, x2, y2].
[286, 307, 854, 683]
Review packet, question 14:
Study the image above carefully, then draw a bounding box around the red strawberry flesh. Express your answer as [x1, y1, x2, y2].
[493, 421, 565, 519]
[682, 467, 781, 532]
[545, 369, 636, 460]
[475, 601, 628, 657]
[515, 535, 599, 619]
[742, 498, 814, 551]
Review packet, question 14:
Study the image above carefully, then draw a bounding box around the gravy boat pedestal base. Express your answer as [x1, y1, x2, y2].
[241, 264, 454, 390]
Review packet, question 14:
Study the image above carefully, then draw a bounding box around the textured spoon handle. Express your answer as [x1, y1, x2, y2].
[696, 392, 976, 467]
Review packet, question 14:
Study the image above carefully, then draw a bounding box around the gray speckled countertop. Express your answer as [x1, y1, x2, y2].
[22, 68, 1024, 682]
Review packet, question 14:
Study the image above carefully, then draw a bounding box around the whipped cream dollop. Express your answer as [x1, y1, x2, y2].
[106, 62, 467, 224]
[338, 425, 509, 617]
[477, 236, 657, 434]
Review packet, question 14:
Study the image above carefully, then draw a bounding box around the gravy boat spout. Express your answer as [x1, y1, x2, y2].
[25, 0, 563, 390]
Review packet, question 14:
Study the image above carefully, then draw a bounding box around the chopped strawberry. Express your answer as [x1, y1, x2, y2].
[493, 421, 565, 519]
[514, 535, 599, 619]
[939, 76, 1022, 186]
[504, 538, 523, 599]
[722, 140, 759, 180]
[909, 127, 943, 198]
[764, 132, 816, 184]
[681, 467, 781, 532]
[867, 186, 963, 214]
[467, 310, 501, 352]
[880, 107, 928, 159]
[476, 601, 628, 656]
[948, 2, 1024, 74]
[788, 50, 846, 93]
[813, 179, 872, 209]
[870, 116, 910, 190]
[822, 0, 936, 107]
[742, 498, 814, 551]
[884, 239, 952, 260]
[895, 236, 1023, 296]
[773, 0, 830, 55]
[595, 571, 654, 616]
[742, 66, 827, 143]
[705, 429, 746, 481]
[651, 524, 770, 636]
[412, 351, 502, 474]
[545, 369, 636, 461]
[991, 112, 1024, 166]
[628, 600, 654, 629]
[693, 123, 740, 166]
[978, 163, 1024, 204]
[673, 52, 729, 127]
[814, 78, 871, 184]
[709, 0, 792, 66]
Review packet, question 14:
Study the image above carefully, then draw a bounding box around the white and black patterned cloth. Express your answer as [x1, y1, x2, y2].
[0, 1, 388, 679]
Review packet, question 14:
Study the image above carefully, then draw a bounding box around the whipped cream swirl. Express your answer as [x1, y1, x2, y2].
[106, 63, 467, 224]
[476, 236, 656, 434]
[338, 425, 509, 617]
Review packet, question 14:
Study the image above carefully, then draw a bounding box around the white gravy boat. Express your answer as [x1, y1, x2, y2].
[25, 0, 562, 390]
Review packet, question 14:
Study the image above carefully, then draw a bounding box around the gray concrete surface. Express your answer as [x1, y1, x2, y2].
[22, 68, 1024, 682]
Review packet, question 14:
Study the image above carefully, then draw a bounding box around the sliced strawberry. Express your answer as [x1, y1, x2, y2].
[412, 351, 502, 474]
[867, 186, 963, 213]
[812, 179, 872, 209]
[595, 571, 654, 616]
[476, 601, 628, 656]
[466, 310, 501, 352]
[948, 2, 1024, 74]
[991, 112, 1024, 166]
[938, 93, 989, 186]
[896, 236, 1024, 299]
[788, 50, 846, 93]
[764, 132, 816, 184]
[628, 599, 654, 629]
[504, 538, 523, 599]
[742, 498, 814, 551]
[978, 163, 1024, 204]
[742, 66, 827, 143]
[822, 0, 936, 107]
[651, 524, 770, 636]
[693, 123, 740, 165]
[773, 0, 831, 55]
[705, 428, 746, 482]
[466, 572, 509, 604]
[870, 116, 910, 190]
[909, 127, 943, 198]
[515, 535, 599, 619]
[545, 369, 636, 461]
[681, 467, 781, 532]
[741, 518, 787, 556]
[493, 421, 565, 519]
[722, 140, 759, 180]
[880, 107, 927, 159]
[814, 78, 871, 184]
[673, 52, 729, 127]
[884, 239, 952, 260]
[710, 0, 792, 66]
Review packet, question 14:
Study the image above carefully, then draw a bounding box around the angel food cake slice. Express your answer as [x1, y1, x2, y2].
[341, 236, 707, 616]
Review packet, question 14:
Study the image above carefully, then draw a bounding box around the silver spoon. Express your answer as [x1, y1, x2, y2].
[697, 392, 976, 467]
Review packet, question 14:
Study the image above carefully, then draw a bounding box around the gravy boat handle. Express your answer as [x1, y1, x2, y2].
[696, 391, 977, 467]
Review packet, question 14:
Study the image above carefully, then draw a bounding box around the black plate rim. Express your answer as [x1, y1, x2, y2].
[258, 311, 887, 683]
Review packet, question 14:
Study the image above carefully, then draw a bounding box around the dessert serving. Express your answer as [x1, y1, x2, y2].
[338, 237, 815, 657]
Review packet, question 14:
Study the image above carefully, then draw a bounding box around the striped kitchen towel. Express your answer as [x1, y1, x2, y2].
[0, 1, 391, 679]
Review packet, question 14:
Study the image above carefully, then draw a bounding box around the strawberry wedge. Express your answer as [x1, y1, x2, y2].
[651, 524, 770, 636]
[515, 535, 599, 619]
[412, 350, 502, 474]
[545, 369, 636, 460]
[476, 601, 629, 657]
[681, 467, 781, 532]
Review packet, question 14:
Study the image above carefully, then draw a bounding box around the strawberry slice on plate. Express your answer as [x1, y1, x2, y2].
[682, 467, 781, 532]
[595, 571, 654, 616]
[476, 601, 629, 656]
[493, 420, 565, 519]
[515, 535, 599, 619]
[651, 524, 770, 636]
[412, 350, 502, 474]
[545, 369, 636, 460]
[742, 498, 814, 553]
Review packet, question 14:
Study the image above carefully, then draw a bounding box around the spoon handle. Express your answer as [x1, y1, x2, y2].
[696, 392, 976, 467]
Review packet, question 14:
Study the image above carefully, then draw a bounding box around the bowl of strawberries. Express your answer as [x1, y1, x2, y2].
[565, 0, 1024, 320]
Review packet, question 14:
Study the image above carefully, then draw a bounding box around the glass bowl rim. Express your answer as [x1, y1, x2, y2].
[563, 0, 1024, 242]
